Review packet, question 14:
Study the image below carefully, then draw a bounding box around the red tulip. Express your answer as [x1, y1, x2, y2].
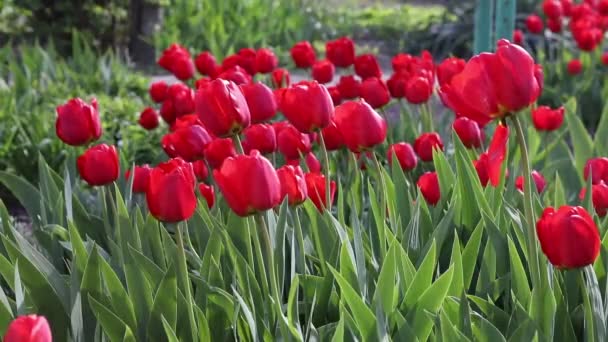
[161, 125, 212, 161]
[290, 41, 316, 68]
[515, 170, 547, 193]
[125, 164, 152, 193]
[196, 79, 251, 136]
[149, 81, 168, 103]
[326, 37, 356, 68]
[327, 86, 342, 106]
[536, 206, 600, 268]
[271, 68, 290, 88]
[474, 153, 491, 187]
[436, 57, 466, 86]
[354, 54, 382, 79]
[360, 77, 390, 108]
[214, 150, 281, 216]
[77, 144, 120, 186]
[584, 157, 608, 185]
[526, 15, 544, 34]
[198, 183, 215, 209]
[4, 315, 52, 342]
[453, 117, 484, 149]
[414, 132, 444, 162]
[195, 51, 217, 76]
[543, 0, 563, 18]
[387, 142, 417, 171]
[236, 48, 257, 75]
[440, 39, 542, 126]
[600, 0, 608, 15]
[305, 152, 322, 173]
[311, 59, 335, 84]
[240, 82, 277, 123]
[305, 172, 336, 211]
[281, 81, 334, 132]
[337, 75, 361, 99]
[170, 114, 204, 131]
[387, 73, 407, 98]
[405, 76, 433, 104]
[160, 99, 176, 124]
[513, 29, 524, 45]
[547, 18, 563, 33]
[204, 138, 237, 169]
[157, 44, 195, 80]
[218, 66, 252, 85]
[277, 124, 312, 160]
[532, 106, 565, 131]
[192, 160, 209, 181]
[138, 107, 160, 130]
[255, 48, 278, 74]
[147, 158, 197, 222]
[567, 59, 583, 75]
[602, 52, 608, 66]
[56, 98, 102, 146]
[334, 100, 387, 152]
[562, 0, 573, 15]
[319, 120, 345, 151]
[417, 172, 441, 205]
[487, 124, 509, 187]
[580, 182, 608, 217]
[242, 123, 277, 154]
[277, 165, 308, 205]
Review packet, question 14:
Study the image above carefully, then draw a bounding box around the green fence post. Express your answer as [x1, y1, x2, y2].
[474, 0, 494, 53]
[495, 0, 517, 42]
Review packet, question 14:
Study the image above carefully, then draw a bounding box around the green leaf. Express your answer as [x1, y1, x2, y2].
[147, 263, 177, 341]
[88, 294, 136, 342]
[471, 314, 507, 342]
[161, 316, 180, 342]
[462, 222, 483, 290]
[594, 101, 608, 156]
[0, 172, 41, 224]
[99, 257, 138, 334]
[565, 98, 592, 180]
[402, 241, 436, 311]
[374, 241, 398, 315]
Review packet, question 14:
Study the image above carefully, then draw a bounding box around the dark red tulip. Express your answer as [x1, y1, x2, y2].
[242, 123, 277, 154]
[354, 54, 382, 79]
[513, 29, 524, 45]
[236, 48, 257, 75]
[161, 125, 212, 161]
[562, 0, 573, 15]
[198, 183, 215, 209]
[125, 164, 152, 193]
[192, 160, 209, 181]
[543, 0, 563, 18]
[165, 83, 195, 118]
[290, 41, 316, 68]
[218, 66, 252, 85]
[326, 37, 356, 68]
[360, 77, 390, 108]
[56, 98, 102, 146]
[474, 153, 491, 187]
[277, 124, 312, 160]
[334, 100, 387, 152]
[414, 132, 444, 162]
[214, 150, 281, 216]
[281, 81, 334, 132]
[440, 39, 542, 126]
[387, 73, 407, 98]
[204, 138, 237, 169]
[567, 59, 583, 75]
[417, 172, 441, 205]
[526, 15, 544, 34]
[305, 172, 336, 211]
[584, 158, 608, 185]
[602, 52, 608, 66]
[532, 106, 565, 131]
[77, 144, 120, 186]
[147, 158, 197, 222]
[600, 0, 608, 15]
[4, 315, 52, 342]
[271, 68, 291, 88]
[160, 99, 176, 124]
[240, 82, 277, 123]
[319, 120, 345, 151]
[170, 114, 204, 131]
[547, 18, 563, 33]
[277, 165, 307, 206]
[149, 81, 168, 103]
[337, 75, 361, 99]
[311, 59, 335, 84]
[453, 117, 484, 149]
[195, 51, 217, 76]
[580, 182, 608, 217]
[255, 48, 278, 74]
[387, 142, 417, 171]
[515, 170, 547, 193]
[487, 124, 509, 187]
[157, 44, 195, 80]
[436, 57, 466, 86]
[405, 76, 433, 104]
[536, 205, 600, 268]
[222, 54, 242, 71]
[139, 107, 160, 130]
[196, 79, 251, 136]
[305, 152, 322, 173]
[328, 86, 342, 106]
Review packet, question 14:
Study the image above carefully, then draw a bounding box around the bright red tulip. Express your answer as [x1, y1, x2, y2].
[543, 0, 563, 18]
[532, 106, 565, 131]
[195, 51, 217, 76]
[196, 79, 251, 136]
[77, 144, 120, 186]
[387, 73, 407, 98]
[204, 138, 237, 169]
[125, 164, 152, 193]
[56, 98, 102, 146]
[157, 44, 195, 80]
[536, 205, 600, 268]
[271, 68, 290, 88]
[360, 77, 390, 108]
[319, 120, 345, 151]
[562, 0, 573, 15]
[305, 172, 336, 211]
[240, 82, 277, 123]
[354, 54, 382, 79]
[161, 125, 212, 161]
[326, 37, 356, 68]
[580, 182, 608, 217]
[600, 0, 608, 15]
[281, 81, 334, 132]
[414, 132, 444, 162]
[170, 114, 204, 131]
[242, 123, 277, 154]
[4, 315, 52, 342]
[218, 66, 252, 85]
[328, 86, 342, 106]
[584, 157, 608, 185]
[474, 153, 491, 187]
[513, 29, 524, 45]
[236, 48, 257, 75]
[417, 172, 441, 205]
[149, 81, 168, 103]
[255, 48, 278, 74]
[337, 75, 361, 99]
[305, 152, 322, 173]
[334, 100, 387, 152]
[192, 160, 209, 181]
[147, 158, 197, 222]
[290, 41, 316, 68]
[405, 76, 433, 104]
[160, 99, 176, 124]
[387, 142, 417, 171]
[138, 107, 160, 130]
[436, 57, 466, 86]
[277, 124, 312, 160]
[515, 170, 547, 193]
[198, 183, 215, 209]
[311, 59, 335, 84]
[453, 117, 484, 149]
[526, 15, 544, 34]
[277, 165, 308, 206]
[214, 150, 281, 216]
[487, 124, 509, 187]
[567, 59, 583, 75]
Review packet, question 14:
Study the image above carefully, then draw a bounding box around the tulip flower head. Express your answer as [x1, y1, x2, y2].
[4, 315, 52, 342]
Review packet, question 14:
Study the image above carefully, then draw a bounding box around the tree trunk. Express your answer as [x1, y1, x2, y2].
[129, 0, 163, 68]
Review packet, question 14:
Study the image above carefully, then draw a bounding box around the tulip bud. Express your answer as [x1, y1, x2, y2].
[55, 98, 102, 146]
[125, 164, 152, 193]
[161, 125, 212, 161]
[277, 124, 312, 160]
[255, 48, 278, 74]
[277, 165, 308, 206]
[567, 59, 583, 75]
[149, 81, 168, 103]
[387, 142, 417, 171]
[414, 132, 444, 162]
[311, 60, 335, 84]
[354, 54, 382, 79]
[271, 68, 291, 89]
[436, 57, 466, 86]
[196, 79, 251, 136]
[192, 160, 209, 181]
[525, 15, 544, 34]
[334, 100, 387, 152]
[281, 81, 334, 132]
[240, 82, 278, 123]
[453, 117, 484, 149]
[543, 0, 563, 19]
[77, 144, 120, 186]
[326, 37, 356, 67]
[218, 66, 252, 85]
[242, 123, 277, 155]
[198, 183, 215, 209]
[305, 172, 336, 211]
[337, 75, 361, 99]
[157, 44, 195, 80]
[290, 41, 316, 68]
[319, 120, 345, 151]
[515, 170, 547, 193]
[584, 157, 608, 185]
[417, 172, 441, 205]
[138, 107, 160, 130]
[513, 29, 524, 45]
[195, 51, 217, 76]
[404, 76, 433, 104]
[360, 77, 390, 108]
[580, 182, 608, 217]
[532, 106, 565, 131]
[4, 315, 52, 342]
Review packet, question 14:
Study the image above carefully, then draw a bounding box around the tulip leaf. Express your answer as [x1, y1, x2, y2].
[374, 241, 398, 315]
[565, 98, 592, 180]
[402, 240, 436, 311]
[594, 101, 608, 156]
[147, 263, 177, 341]
[0, 171, 42, 224]
[88, 294, 136, 342]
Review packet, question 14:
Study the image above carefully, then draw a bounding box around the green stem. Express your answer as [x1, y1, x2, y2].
[175, 222, 198, 342]
[318, 132, 332, 211]
[371, 152, 388, 259]
[233, 134, 244, 154]
[256, 214, 281, 321]
[421, 103, 434, 133]
[293, 208, 307, 276]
